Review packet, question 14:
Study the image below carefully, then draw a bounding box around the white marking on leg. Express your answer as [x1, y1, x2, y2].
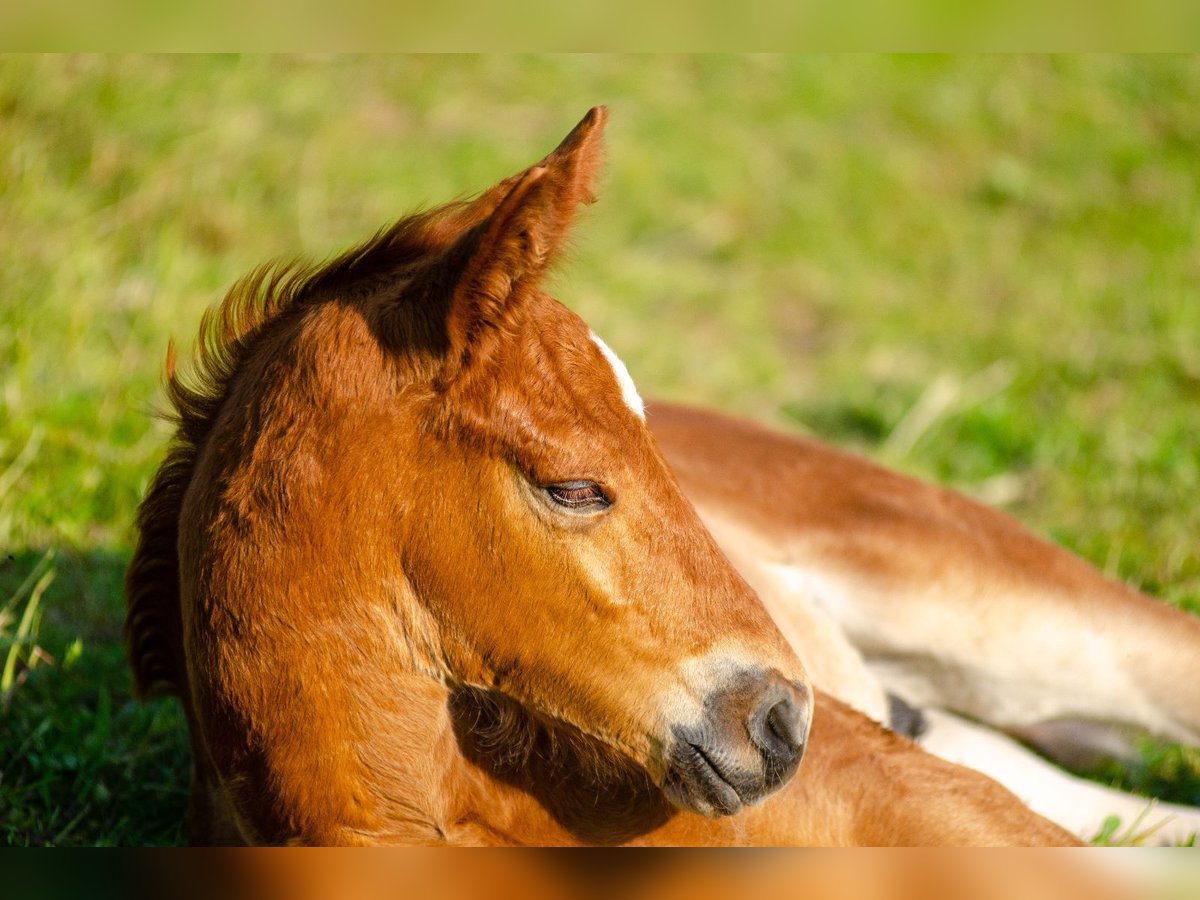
[590, 331, 644, 420]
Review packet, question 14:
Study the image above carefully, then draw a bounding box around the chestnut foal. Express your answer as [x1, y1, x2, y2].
[126, 108, 1079, 845]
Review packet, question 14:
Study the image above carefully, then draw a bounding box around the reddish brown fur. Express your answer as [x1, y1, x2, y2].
[650, 402, 1200, 745]
[126, 109, 1079, 846]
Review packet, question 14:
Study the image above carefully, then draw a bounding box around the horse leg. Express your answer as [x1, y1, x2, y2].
[915, 708, 1200, 845]
[696, 513, 1178, 842]
[822, 531, 1200, 752]
[775, 692, 1083, 846]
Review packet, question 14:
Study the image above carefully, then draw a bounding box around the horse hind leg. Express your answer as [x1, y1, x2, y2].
[1005, 718, 1143, 773]
[821, 533, 1200, 754]
[917, 708, 1200, 846]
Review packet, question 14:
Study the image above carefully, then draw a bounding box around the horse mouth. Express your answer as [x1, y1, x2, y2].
[663, 741, 747, 817]
[659, 668, 809, 818]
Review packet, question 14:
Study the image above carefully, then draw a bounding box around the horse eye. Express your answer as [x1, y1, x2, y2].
[544, 481, 611, 511]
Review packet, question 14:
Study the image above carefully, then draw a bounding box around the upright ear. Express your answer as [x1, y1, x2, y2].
[433, 106, 607, 382]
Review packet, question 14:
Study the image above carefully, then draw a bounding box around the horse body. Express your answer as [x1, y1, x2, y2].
[651, 402, 1200, 740]
[651, 402, 1200, 842]
[125, 108, 1196, 846]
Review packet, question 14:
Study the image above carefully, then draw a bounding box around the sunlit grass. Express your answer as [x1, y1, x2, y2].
[2, 54, 1198, 844]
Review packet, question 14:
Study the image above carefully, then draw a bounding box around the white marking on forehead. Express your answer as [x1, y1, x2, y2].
[590, 331, 645, 420]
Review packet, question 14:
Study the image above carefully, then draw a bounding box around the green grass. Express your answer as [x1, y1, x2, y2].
[2, 54, 1199, 844]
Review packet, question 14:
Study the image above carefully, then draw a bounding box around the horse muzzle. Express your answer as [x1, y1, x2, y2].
[663, 668, 811, 817]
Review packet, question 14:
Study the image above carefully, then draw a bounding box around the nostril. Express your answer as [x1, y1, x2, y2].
[749, 686, 808, 771]
[766, 698, 803, 751]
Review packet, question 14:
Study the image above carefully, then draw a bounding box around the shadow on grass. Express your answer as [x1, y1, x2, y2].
[1, 548, 189, 846]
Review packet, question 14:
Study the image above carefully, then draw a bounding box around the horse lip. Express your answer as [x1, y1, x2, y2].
[690, 743, 746, 813]
[665, 740, 745, 817]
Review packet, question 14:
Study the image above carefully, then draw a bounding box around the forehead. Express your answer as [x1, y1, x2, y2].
[518, 296, 643, 418]
[471, 295, 649, 473]
[589, 332, 645, 421]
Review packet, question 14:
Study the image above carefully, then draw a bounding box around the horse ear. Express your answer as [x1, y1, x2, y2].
[436, 106, 607, 379]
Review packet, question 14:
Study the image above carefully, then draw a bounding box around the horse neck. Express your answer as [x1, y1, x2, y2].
[386, 667, 779, 846]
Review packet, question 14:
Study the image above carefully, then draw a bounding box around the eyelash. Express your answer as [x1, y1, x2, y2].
[544, 481, 612, 511]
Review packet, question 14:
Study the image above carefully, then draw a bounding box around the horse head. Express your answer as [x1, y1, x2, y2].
[153, 109, 811, 839]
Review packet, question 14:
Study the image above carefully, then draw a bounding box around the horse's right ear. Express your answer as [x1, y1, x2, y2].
[430, 107, 607, 384]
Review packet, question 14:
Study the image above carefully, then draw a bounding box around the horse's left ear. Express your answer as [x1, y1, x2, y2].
[435, 106, 607, 379]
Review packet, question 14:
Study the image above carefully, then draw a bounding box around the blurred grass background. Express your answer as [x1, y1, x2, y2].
[1, 54, 1198, 844]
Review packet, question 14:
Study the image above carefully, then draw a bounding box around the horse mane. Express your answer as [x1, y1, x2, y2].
[123, 198, 483, 698]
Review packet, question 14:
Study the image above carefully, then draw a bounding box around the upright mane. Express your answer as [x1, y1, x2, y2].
[123, 197, 490, 698]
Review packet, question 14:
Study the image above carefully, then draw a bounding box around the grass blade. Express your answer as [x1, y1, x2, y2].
[1, 561, 57, 698]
